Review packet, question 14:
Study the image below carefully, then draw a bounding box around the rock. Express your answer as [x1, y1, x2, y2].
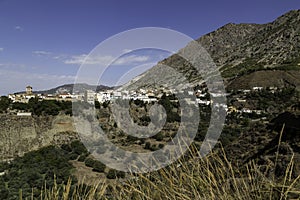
[0, 114, 77, 160]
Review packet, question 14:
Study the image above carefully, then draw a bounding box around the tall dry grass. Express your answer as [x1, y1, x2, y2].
[20, 125, 300, 200]
[32, 144, 300, 200]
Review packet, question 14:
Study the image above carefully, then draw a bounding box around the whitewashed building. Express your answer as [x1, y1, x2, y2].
[84, 90, 95, 104]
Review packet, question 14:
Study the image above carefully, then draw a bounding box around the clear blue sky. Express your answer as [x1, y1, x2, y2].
[0, 0, 299, 94]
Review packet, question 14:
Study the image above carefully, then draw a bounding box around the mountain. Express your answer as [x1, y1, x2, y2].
[38, 83, 114, 94]
[122, 10, 300, 91]
[16, 83, 113, 95]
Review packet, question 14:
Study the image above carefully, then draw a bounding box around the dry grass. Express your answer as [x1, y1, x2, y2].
[20, 125, 300, 200]
[40, 176, 107, 200]
[32, 145, 300, 200]
[109, 149, 300, 200]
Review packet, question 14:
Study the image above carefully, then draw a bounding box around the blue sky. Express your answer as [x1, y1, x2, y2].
[0, 0, 299, 95]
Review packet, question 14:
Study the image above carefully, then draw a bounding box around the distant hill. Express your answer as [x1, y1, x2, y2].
[16, 83, 114, 95]
[122, 10, 300, 91]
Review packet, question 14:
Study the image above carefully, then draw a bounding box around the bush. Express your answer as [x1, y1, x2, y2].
[153, 132, 164, 141]
[84, 158, 106, 172]
[102, 101, 110, 108]
[70, 140, 88, 155]
[0, 186, 8, 199]
[85, 158, 95, 168]
[92, 161, 106, 173]
[140, 115, 151, 123]
[95, 100, 100, 109]
[150, 144, 160, 151]
[0, 96, 11, 112]
[61, 143, 72, 152]
[11, 102, 29, 111]
[1, 145, 75, 199]
[68, 153, 79, 160]
[78, 154, 88, 162]
[145, 142, 151, 150]
[127, 135, 139, 142]
[106, 169, 125, 179]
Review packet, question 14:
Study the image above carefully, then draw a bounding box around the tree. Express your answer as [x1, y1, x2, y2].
[95, 100, 101, 109]
[145, 142, 151, 150]
[0, 96, 11, 112]
[158, 94, 180, 122]
[28, 97, 39, 108]
[12, 102, 29, 110]
[102, 101, 110, 108]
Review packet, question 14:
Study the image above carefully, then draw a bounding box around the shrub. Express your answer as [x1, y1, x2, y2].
[84, 158, 95, 168]
[153, 132, 164, 141]
[70, 140, 88, 155]
[144, 142, 151, 150]
[0, 96, 11, 112]
[92, 161, 106, 173]
[150, 144, 160, 151]
[78, 154, 88, 162]
[1, 145, 74, 199]
[68, 153, 79, 160]
[106, 169, 125, 179]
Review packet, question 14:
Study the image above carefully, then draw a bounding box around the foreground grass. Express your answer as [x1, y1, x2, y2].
[37, 145, 300, 200]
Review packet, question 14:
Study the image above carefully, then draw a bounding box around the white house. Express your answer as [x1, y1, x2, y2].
[17, 112, 32, 116]
[196, 99, 211, 105]
[96, 92, 111, 103]
[252, 87, 263, 91]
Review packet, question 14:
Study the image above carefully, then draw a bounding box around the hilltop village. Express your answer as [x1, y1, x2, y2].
[4, 84, 290, 118]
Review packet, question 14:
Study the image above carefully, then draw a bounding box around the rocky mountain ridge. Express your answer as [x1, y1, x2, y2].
[123, 10, 300, 91]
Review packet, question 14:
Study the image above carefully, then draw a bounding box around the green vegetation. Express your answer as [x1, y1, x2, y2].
[152, 132, 164, 141]
[84, 158, 106, 173]
[37, 145, 300, 199]
[102, 101, 110, 108]
[0, 96, 11, 113]
[28, 98, 72, 116]
[221, 57, 300, 78]
[1, 87, 299, 199]
[0, 140, 92, 199]
[158, 93, 180, 122]
[244, 87, 296, 111]
[278, 56, 300, 69]
[10, 98, 72, 116]
[144, 141, 151, 150]
[220, 58, 266, 78]
[106, 169, 125, 179]
[0, 146, 75, 199]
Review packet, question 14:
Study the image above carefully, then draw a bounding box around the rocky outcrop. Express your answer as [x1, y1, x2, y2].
[0, 114, 78, 160]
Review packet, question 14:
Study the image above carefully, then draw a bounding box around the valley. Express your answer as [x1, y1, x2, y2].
[0, 9, 300, 200]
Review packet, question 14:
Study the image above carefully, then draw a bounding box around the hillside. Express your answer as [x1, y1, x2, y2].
[227, 70, 300, 90]
[16, 83, 113, 95]
[0, 114, 77, 160]
[123, 10, 300, 91]
[1, 9, 300, 200]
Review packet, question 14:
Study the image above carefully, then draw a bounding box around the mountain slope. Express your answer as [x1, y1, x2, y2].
[123, 10, 300, 91]
[16, 83, 113, 95]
